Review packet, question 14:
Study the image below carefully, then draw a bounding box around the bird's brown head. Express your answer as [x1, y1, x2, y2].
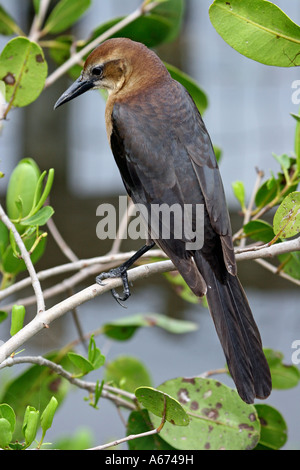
[54, 38, 168, 109]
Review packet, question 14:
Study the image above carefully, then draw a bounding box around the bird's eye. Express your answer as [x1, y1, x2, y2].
[92, 66, 103, 77]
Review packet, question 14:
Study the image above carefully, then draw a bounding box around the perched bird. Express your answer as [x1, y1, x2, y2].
[54, 38, 272, 404]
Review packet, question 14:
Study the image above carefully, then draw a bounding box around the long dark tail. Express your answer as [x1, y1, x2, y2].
[194, 253, 272, 404]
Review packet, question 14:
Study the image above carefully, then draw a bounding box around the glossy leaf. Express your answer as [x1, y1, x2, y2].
[0, 418, 12, 449]
[67, 352, 94, 376]
[127, 409, 175, 450]
[273, 191, 300, 239]
[0, 220, 9, 262]
[265, 348, 300, 389]
[10, 304, 26, 336]
[2, 231, 47, 275]
[232, 180, 245, 209]
[103, 313, 197, 341]
[0, 5, 22, 36]
[209, 0, 300, 67]
[0, 37, 47, 107]
[88, 0, 184, 49]
[243, 220, 275, 243]
[0, 311, 8, 324]
[0, 352, 69, 440]
[40, 396, 58, 435]
[272, 153, 293, 171]
[277, 252, 300, 280]
[135, 386, 189, 426]
[43, 0, 91, 34]
[20, 206, 54, 227]
[22, 406, 39, 448]
[104, 356, 152, 393]
[255, 175, 279, 208]
[255, 404, 287, 450]
[164, 271, 200, 304]
[87, 336, 105, 369]
[293, 111, 300, 173]
[149, 377, 260, 450]
[6, 158, 41, 222]
[0, 404, 16, 434]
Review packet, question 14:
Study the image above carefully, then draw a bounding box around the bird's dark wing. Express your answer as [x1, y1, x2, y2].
[110, 79, 235, 284]
[109, 78, 271, 403]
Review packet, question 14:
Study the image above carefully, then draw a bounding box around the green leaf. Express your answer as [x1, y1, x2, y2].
[0, 220, 9, 261]
[53, 427, 94, 450]
[40, 396, 58, 435]
[10, 304, 26, 336]
[127, 409, 175, 450]
[0, 404, 16, 434]
[164, 271, 200, 304]
[0, 418, 12, 449]
[255, 175, 279, 208]
[104, 356, 152, 394]
[87, 336, 105, 370]
[254, 404, 287, 450]
[103, 313, 197, 341]
[209, 0, 300, 67]
[0, 311, 8, 324]
[20, 206, 54, 227]
[0, 37, 47, 107]
[43, 0, 91, 34]
[273, 191, 300, 239]
[0, 5, 23, 36]
[293, 110, 300, 173]
[265, 349, 300, 389]
[149, 377, 260, 450]
[87, 0, 184, 49]
[135, 386, 189, 426]
[243, 220, 275, 243]
[272, 153, 293, 171]
[232, 180, 245, 209]
[165, 62, 208, 115]
[0, 352, 69, 440]
[277, 251, 300, 280]
[67, 352, 94, 376]
[22, 406, 39, 448]
[6, 158, 41, 222]
[2, 230, 47, 275]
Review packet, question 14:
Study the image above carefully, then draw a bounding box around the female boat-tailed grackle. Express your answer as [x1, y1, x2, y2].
[54, 38, 272, 404]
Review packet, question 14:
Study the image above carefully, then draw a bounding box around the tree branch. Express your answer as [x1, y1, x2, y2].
[0, 260, 173, 364]
[0, 236, 299, 363]
[0, 355, 136, 410]
[44, 0, 161, 88]
[0, 204, 45, 315]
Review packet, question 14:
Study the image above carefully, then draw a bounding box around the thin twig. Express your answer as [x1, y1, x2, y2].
[109, 198, 135, 255]
[47, 218, 78, 262]
[0, 204, 45, 315]
[0, 249, 166, 302]
[28, 0, 51, 42]
[1, 235, 300, 310]
[0, 355, 136, 409]
[238, 168, 264, 248]
[0, 260, 174, 364]
[254, 258, 300, 287]
[88, 394, 167, 450]
[45, 0, 161, 88]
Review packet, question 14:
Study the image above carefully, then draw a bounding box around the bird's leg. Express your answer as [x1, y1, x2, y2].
[96, 241, 155, 304]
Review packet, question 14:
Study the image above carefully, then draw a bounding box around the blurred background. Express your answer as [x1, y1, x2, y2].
[0, 0, 300, 449]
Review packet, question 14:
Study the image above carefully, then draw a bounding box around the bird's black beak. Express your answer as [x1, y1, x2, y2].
[54, 77, 94, 109]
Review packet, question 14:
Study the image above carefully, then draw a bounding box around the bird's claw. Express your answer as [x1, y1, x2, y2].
[96, 266, 131, 306]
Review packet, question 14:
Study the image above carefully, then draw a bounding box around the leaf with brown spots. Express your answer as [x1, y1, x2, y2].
[0, 37, 47, 111]
[149, 377, 260, 450]
[135, 386, 189, 426]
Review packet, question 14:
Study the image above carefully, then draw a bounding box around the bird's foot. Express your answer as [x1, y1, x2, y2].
[96, 265, 131, 306]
